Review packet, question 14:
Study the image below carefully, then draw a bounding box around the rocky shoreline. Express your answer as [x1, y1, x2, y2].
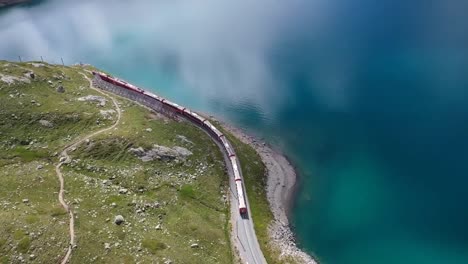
[219, 121, 317, 264]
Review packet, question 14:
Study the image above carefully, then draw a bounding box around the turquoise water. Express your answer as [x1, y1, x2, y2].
[1, 1, 468, 263]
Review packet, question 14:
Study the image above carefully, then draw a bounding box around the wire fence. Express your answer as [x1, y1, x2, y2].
[15, 55, 76, 66]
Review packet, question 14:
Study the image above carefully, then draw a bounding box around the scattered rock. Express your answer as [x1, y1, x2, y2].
[119, 188, 128, 194]
[22, 199, 29, 204]
[114, 215, 125, 225]
[156, 224, 162, 230]
[104, 243, 111, 250]
[36, 164, 43, 170]
[99, 109, 116, 119]
[190, 243, 199, 248]
[145, 128, 152, 132]
[29, 63, 45, 68]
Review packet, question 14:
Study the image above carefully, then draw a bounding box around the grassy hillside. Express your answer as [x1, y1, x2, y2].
[0, 61, 232, 263]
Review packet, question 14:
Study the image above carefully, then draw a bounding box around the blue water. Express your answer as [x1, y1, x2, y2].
[1, 1, 468, 263]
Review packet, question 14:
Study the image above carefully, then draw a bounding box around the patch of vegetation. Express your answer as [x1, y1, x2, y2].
[25, 214, 39, 224]
[50, 206, 67, 217]
[180, 184, 195, 198]
[0, 256, 9, 264]
[142, 238, 167, 253]
[17, 236, 31, 253]
[0, 238, 6, 248]
[13, 229, 26, 240]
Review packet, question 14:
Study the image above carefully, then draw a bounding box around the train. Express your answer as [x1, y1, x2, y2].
[92, 71, 248, 215]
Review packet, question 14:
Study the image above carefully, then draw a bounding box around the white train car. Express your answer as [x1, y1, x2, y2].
[230, 156, 242, 181]
[220, 136, 235, 157]
[236, 180, 247, 214]
[143, 91, 164, 103]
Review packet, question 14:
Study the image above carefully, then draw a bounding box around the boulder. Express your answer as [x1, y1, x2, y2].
[114, 215, 125, 225]
[56, 85, 65, 93]
[128, 147, 145, 157]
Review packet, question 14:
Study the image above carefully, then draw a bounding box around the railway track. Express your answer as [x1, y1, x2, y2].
[91, 71, 267, 264]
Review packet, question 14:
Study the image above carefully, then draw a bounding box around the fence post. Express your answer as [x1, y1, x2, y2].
[18, 56, 22, 62]
[40, 56, 44, 62]
[61, 57, 65, 66]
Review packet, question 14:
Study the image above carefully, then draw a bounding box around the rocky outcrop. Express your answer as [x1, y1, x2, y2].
[0, 73, 30, 85]
[128, 145, 192, 162]
[39, 119, 54, 128]
[99, 109, 116, 120]
[77, 95, 106, 107]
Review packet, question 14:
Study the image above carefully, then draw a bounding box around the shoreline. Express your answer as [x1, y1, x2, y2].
[218, 120, 317, 264]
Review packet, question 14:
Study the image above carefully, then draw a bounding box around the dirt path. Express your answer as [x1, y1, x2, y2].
[55, 72, 122, 264]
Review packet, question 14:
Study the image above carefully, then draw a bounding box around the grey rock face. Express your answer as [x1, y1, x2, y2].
[128, 145, 192, 162]
[77, 95, 106, 107]
[39, 119, 53, 128]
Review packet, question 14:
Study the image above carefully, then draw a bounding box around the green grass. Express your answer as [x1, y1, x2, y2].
[17, 237, 31, 253]
[0, 61, 232, 263]
[180, 184, 195, 198]
[50, 206, 67, 217]
[142, 238, 167, 253]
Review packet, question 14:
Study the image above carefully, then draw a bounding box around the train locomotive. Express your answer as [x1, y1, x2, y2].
[92, 71, 248, 215]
